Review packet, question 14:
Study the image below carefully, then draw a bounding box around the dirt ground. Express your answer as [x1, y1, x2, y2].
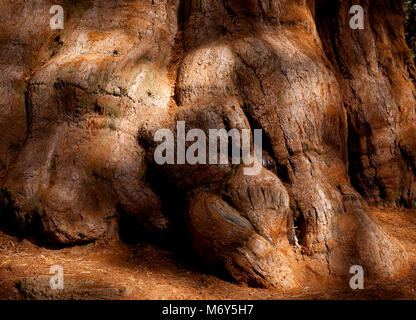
[1, 207, 416, 300]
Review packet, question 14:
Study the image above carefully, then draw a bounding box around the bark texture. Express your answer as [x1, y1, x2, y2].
[0, 0, 414, 288]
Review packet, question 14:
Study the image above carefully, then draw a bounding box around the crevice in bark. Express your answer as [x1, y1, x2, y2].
[171, 0, 188, 108]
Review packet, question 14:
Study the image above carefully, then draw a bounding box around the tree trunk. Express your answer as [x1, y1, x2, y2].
[0, 0, 414, 288]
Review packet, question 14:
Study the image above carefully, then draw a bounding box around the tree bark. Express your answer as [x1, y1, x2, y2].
[0, 0, 414, 288]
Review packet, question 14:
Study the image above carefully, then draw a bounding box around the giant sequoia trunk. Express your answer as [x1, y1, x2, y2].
[0, 0, 415, 289]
